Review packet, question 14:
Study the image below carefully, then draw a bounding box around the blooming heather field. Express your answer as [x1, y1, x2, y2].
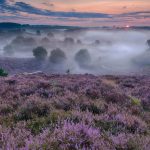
[0, 73, 150, 149]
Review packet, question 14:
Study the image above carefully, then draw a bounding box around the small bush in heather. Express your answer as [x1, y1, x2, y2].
[49, 48, 66, 63]
[0, 68, 8, 77]
[32, 46, 48, 60]
[75, 49, 91, 66]
[129, 96, 141, 106]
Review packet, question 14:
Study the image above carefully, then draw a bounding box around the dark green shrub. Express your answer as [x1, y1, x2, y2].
[0, 68, 8, 77]
[33, 46, 48, 60]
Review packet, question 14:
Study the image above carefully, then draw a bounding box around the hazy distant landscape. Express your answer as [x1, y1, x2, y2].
[0, 23, 150, 75]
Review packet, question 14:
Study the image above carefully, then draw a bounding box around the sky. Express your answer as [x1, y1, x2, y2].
[0, 0, 150, 27]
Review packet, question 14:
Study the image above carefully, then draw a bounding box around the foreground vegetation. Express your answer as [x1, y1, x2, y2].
[0, 73, 150, 149]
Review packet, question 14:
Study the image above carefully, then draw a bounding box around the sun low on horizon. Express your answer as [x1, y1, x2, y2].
[0, 0, 150, 27]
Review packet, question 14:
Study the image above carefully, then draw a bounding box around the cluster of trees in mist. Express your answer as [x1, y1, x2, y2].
[32, 46, 92, 68]
[0, 28, 150, 74]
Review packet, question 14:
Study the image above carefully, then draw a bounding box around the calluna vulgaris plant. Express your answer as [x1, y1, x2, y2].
[0, 74, 149, 149]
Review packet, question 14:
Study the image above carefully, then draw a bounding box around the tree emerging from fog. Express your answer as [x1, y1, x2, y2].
[75, 49, 91, 66]
[147, 39, 150, 47]
[47, 32, 54, 38]
[64, 37, 74, 45]
[3, 44, 14, 56]
[32, 46, 48, 60]
[49, 48, 66, 63]
[12, 36, 36, 46]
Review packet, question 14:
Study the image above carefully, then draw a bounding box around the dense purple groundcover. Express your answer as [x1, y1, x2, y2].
[0, 73, 150, 149]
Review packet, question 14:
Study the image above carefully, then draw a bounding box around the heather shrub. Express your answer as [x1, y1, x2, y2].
[53, 100, 72, 111]
[15, 100, 51, 121]
[0, 104, 13, 115]
[80, 103, 103, 115]
[0, 74, 149, 149]
[94, 120, 124, 135]
[28, 121, 111, 150]
[0, 68, 8, 77]
[49, 48, 66, 63]
[27, 117, 51, 135]
[32, 46, 48, 60]
[114, 113, 147, 134]
[0, 125, 32, 149]
[101, 85, 128, 104]
[86, 88, 100, 99]
[75, 49, 91, 66]
[111, 134, 150, 150]
[26, 110, 71, 135]
[52, 121, 112, 149]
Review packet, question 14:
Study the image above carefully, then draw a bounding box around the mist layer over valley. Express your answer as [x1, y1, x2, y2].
[0, 27, 150, 75]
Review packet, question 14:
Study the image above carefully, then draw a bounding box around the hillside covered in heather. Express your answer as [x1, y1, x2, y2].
[0, 73, 150, 149]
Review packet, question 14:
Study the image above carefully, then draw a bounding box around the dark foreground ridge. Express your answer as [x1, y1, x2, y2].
[0, 73, 150, 149]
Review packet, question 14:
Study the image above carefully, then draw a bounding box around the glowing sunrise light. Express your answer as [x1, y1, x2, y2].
[125, 25, 130, 28]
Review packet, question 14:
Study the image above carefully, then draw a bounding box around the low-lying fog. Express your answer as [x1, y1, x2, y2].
[0, 28, 150, 75]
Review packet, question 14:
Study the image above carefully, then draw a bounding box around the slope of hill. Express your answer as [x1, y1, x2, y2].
[0, 73, 149, 149]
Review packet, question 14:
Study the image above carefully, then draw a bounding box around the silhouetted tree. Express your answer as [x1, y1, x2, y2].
[32, 46, 48, 60]
[3, 44, 14, 55]
[147, 39, 150, 47]
[36, 30, 41, 36]
[64, 37, 74, 45]
[77, 39, 82, 44]
[95, 40, 100, 45]
[75, 49, 91, 66]
[49, 48, 66, 63]
[41, 37, 50, 44]
[47, 32, 54, 38]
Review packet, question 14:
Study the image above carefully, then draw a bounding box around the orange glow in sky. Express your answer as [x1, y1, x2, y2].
[0, 0, 150, 26]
